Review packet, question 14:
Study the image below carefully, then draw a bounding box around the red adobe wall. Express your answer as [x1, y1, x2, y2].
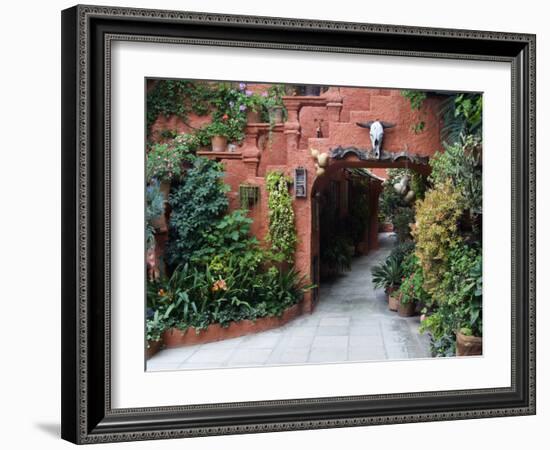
[150, 85, 446, 313]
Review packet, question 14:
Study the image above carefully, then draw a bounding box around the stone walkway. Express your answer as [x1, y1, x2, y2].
[147, 233, 432, 371]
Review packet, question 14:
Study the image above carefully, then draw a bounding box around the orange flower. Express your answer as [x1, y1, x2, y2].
[158, 289, 165, 296]
[211, 279, 228, 292]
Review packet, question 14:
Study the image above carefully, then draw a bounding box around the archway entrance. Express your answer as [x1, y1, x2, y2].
[309, 152, 430, 310]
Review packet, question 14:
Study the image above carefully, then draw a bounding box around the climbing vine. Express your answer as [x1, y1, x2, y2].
[265, 171, 297, 263]
[146, 80, 213, 135]
[401, 90, 428, 134]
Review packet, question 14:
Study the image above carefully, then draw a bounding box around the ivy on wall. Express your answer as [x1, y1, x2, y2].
[146, 80, 213, 134]
[265, 171, 297, 263]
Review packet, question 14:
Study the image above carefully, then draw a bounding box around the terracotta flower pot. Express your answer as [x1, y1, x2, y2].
[456, 331, 482, 356]
[146, 339, 163, 359]
[211, 135, 228, 152]
[388, 292, 400, 311]
[269, 106, 284, 124]
[246, 110, 262, 123]
[398, 301, 415, 317]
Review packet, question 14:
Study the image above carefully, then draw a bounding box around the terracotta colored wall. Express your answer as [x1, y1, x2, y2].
[150, 85, 446, 313]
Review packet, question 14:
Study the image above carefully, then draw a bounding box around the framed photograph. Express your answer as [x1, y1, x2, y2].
[61, 4, 536, 444]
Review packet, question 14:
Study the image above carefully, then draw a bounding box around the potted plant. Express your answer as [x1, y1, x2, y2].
[205, 121, 231, 152]
[264, 84, 287, 125]
[455, 257, 482, 356]
[372, 255, 402, 311]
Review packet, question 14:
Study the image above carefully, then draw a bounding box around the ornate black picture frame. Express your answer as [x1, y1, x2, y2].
[61, 4, 536, 444]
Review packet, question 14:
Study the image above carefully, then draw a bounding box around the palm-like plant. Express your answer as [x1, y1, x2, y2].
[372, 256, 403, 291]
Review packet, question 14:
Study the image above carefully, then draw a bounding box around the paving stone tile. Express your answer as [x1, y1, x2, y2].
[312, 335, 349, 349]
[147, 233, 432, 370]
[316, 326, 349, 336]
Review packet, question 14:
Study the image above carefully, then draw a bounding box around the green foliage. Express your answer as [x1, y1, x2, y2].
[430, 134, 482, 216]
[266, 171, 297, 263]
[168, 157, 229, 266]
[401, 90, 428, 110]
[147, 261, 312, 332]
[401, 90, 428, 134]
[439, 93, 482, 144]
[190, 209, 262, 267]
[412, 180, 464, 297]
[372, 254, 403, 291]
[392, 206, 415, 243]
[398, 253, 430, 305]
[147, 80, 213, 134]
[419, 243, 482, 355]
[146, 134, 198, 182]
[145, 179, 165, 248]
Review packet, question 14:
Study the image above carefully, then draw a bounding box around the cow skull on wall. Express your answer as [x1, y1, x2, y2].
[356, 120, 395, 159]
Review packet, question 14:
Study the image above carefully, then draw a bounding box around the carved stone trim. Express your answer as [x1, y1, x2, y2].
[329, 146, 429, 165]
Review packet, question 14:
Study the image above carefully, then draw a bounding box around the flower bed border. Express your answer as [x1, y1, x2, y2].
[147, 301, 305, 358]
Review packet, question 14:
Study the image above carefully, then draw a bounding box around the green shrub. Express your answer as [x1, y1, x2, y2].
[168, 157, 229, 266]
[266, 171, 297, 263]
[412, 180, 464, 297]
[430, 134, 482, 216]
[398, 253, 430, 305]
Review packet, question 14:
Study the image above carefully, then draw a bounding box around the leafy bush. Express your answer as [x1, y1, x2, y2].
[392, 206, 415, 242]
[430, 134, 482, 216]
[168, 157, 229, 266]
[419, 243, 482, 355]
[412, 180, 464, 297]
[439, 93, 482, 144]
[147, 261, 312, 332]
[191, 209, 263, 267]
[398, 253, 430, 305]
[266, 171, 297, 263]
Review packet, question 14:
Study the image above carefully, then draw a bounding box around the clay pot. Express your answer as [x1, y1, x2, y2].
[456, 331, 482, 356]
[246, 110, 262, 123]
[398, 301, 416, 317]
[269, 106, 284, 124]
[310, 148, 319, 159]
[211, 135, 228, 152]
[316, 166, 325, 176]
[146, 339, 163, 359]
[404, 190, 416, 203]
[388, 292, 400, 311]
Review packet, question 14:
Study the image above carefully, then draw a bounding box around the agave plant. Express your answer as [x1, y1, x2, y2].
[372, 255, 403, 291]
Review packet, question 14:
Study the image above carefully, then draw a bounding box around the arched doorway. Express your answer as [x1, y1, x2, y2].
[309, 151, 430, 310]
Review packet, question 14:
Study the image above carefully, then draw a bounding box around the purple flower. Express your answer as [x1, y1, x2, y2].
[239, 83, 246, 90]
[245, 90, 253, 97]
[261, 91, 268, 97]
[239, 105, 247, 111]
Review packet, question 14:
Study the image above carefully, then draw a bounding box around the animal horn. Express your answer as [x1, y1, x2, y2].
[356, 121, 374, 129]
[380, 121, 396, 129]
